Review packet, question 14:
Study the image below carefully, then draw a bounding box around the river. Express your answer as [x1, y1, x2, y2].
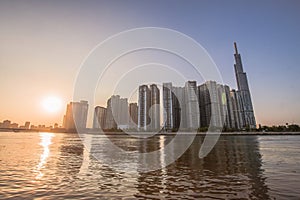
[0, 132, 299, 199]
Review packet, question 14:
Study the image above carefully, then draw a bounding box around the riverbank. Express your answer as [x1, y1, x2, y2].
[1, 128, 300, 136]
[87, 131, 300, 136]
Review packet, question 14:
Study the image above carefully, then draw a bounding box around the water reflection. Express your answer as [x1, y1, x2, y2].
[79, 134, 92, 175]
[35, 132, 54, 179]
[1, 132, 298, 199]
[135, 136, 270, 199]
[76, 134, 271, 199]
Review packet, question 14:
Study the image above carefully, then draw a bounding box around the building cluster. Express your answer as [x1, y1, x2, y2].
[0, 120, 61, 131]
[162, 80, 246, 131]
[92, 95, 139, 130]
[30, 123, 59, 130]
[89, 84, 160, 131]
[0, 120, 30, 129]
[62, 43, 256, 132]
[161, 42, 256, 131]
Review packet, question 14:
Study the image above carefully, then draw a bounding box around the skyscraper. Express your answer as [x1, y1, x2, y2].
[234, 42, 256, 129]
[119, 98, 129, 129]
[223, 85, 235, 129]
[138, 84, 160, 131]
[172, 86, 185, 130]
[63, 100, 88, 132]
[217, 84, 228, 127]
[230, 89, 243, 130]
[105, 97, 117, 129]
[105, 95, 129, 130]
[149, 84, 160, 131]
[163, 83, 184, 131]
[163, 83, 174, 131]
[93, 106, 107, 129]
[184, 81, 200, 130]
[129, 103, 138, 129]
[163, 81, 199, 131]
[138, 85, 151, 131]
[198, 81, 222, 129]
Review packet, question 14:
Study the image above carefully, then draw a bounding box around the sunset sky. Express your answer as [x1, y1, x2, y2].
[0, 0, 299, 127]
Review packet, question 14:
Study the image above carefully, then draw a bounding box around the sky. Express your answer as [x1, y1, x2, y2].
[0, 0, 300, 126]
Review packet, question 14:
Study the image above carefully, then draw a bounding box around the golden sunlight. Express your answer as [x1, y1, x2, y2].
[36, 132, 54, 179]
[42, 96, 62, 113]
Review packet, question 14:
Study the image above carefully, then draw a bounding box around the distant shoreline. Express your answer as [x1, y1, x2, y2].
[0, 129, 300, 136]
[98, 132, 300, 136]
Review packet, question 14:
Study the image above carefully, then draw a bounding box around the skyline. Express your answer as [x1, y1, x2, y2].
[1, 0, 300, 126]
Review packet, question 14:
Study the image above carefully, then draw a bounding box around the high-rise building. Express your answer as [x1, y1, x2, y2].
[233, 42, 256, 129]
[163, 84, 183, 131]
[129, 103, 138, 129]
[119, 98, 129, 129]
[198, 84, 208, 128]
[217, 84, 228, 127]
[149, 84, 160, 131]
[224, 85, 235, 129]
[184, 81, 200, 130]
[105, 95, 129, 130]
[198, 81, 222, 129]
[105, 97, 117, 129]
[230, 89, 243, 130]
[199, 82, 238, 130]
[172, 86, 185, 130]
[138, 84, 160, 131]
[163, 83, 174, 131]
[63, 100, 88, 132]
[163, 81, 199, 131]
[93, 106, 107, 129]
[138, 85, 151, 131]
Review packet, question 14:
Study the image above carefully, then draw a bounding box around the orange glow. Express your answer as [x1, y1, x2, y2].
[42, 96, 62, 113]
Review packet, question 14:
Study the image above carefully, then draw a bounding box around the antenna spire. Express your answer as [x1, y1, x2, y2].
[234, 42, 238, 54]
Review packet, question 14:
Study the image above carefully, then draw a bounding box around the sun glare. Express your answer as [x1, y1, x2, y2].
[42, 96, 62, 113]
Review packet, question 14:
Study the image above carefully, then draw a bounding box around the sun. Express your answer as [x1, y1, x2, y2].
[42, 96, 62, 113]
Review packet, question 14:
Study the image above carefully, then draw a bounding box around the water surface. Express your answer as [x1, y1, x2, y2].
[0, 132, 299, 199]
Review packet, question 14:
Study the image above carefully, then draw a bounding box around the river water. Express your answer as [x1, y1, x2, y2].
[0, 132, 299, 199]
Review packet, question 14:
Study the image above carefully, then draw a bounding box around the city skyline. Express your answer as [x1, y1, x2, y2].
[0, 39, 295, 128]
[74, 43, 256, 131]
[0, 38, 294, 132]
[0, 42, 265, 129]
[1, 2, 300, 199]
[1, 1, 300, 126]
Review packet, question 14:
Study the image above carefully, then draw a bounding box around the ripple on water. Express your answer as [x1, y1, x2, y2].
[0, 133, 299, 199]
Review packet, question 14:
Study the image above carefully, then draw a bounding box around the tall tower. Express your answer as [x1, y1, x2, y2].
[93, 106, 107, 129]
[163, 83, 174, 131]
[138, 84, 160, 131]
[184, 81, 200, 130]
[234, 42, 256, 129]
[138, 85, 151, 131]
[105, 95, 129, 130]
[149, 84, 160, 131]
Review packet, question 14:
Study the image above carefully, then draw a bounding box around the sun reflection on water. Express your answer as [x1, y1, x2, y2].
[36, 132, 54, 179]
